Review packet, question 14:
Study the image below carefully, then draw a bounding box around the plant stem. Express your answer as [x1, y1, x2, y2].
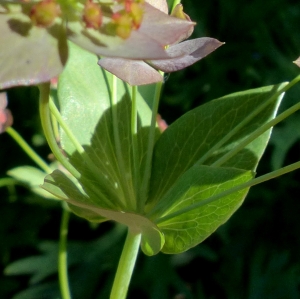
[171, 0, 181, 12]
[49, 98, 85, 155]
[140, 79, 163, 208]
[0, 177, 18, 188]
[38, 83, 80, 179]
[156, 160, 300, 224]
[39, 84, 72, 299]
[6, 127, 52, 174]
[111, 76, 133, 209]
[58, 205, 71, 299]
[131, 85, 140, 210]
[110, 229, 141, 299]
[212, 100, 300, 167]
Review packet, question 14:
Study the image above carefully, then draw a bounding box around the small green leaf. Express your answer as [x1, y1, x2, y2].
[7, 166, 57, 199]
[148, 83, 286, 207]
[42, 170, 164, 255]
[4, 242, 60, 284]
[153, 165, 253, 254]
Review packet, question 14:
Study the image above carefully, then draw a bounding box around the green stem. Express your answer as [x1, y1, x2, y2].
[38, 84, 72, 299]
[171, 0, 181, 12]
[140, 79, 163, 208]
[131, 85, 139, 210]
[111, 76, 133, 209]
[49, 98, 85, 155]
[49, 91, 124, 210]
[110, 229, 141, 299]
[58, 206, 71, 299]
[0, 177, 18, 188]
[156, 161, 300, 224]
[38, 83, 80, 179]
[6, 127, 52, 174]
[196, 78, 300, 166]
[212, 100, 300, 167]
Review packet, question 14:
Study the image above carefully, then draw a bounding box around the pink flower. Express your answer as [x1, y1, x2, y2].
[0, 0, 195, 89]
[98, 1, 223, 85]
[0, 93, 13, 133]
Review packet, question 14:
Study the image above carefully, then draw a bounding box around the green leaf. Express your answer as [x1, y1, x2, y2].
[7, 166, 57, 200]
[152, 165, 253, 253]
[42, 169, 164, 255]
[148, 83, 286, 207]
[145, 83, 285, 254]
[5, 242, 58, 284]
[57, 41, 159, 212]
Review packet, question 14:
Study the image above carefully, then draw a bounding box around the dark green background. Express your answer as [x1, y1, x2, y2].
[1, 0, 300, 298]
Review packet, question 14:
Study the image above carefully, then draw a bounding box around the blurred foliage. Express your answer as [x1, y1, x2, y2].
[1, 0, 300, 298]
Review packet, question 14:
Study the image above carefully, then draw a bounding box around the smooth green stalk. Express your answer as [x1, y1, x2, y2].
[39, 83, 80, 179]
[131, 85, 140, 210]
[49, 98, 85, 155]
[171, 0, 181, 12]
[50, 99, 60, 140]
[156, 161, 300, 224]
[49, 94, 124, 210]
[140, 78, 163, 208]
[110, 229, 141, 299]
[111, 76, 134, 209]
[39, 84, 72, 299]
[196, 77, 300, 166]
[212, 100, 300, 167]
[6, 127, 52, 174]
[58, 206, 71, 299]
[0, 177, 18, 188]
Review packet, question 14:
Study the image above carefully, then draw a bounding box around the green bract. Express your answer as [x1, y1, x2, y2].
[41, 42, 286, 255]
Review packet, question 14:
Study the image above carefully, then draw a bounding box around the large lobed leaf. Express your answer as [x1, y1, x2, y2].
[42, 41, 163, 255]
[146, 83, 285, 253]
[42, 36, 285, 256]
[148, 84, 286, 207]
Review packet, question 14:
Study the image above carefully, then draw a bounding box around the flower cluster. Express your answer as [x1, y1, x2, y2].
[27, 0, 145, 38]
[0, 0, 220, 89]
[99, 2, 223, 85]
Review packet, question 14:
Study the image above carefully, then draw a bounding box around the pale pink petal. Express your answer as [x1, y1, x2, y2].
[0, 92, 7, 110]
[0, 92, 13, 133]
[145, 0, 169, 13]
[68, 3, 194, 59]
[148, 38, 224, 72]
[139, 3, 195, 46]
[293, 57, 300, 67]
[98, 58, 163, 86]
[0, 13, 68, 89]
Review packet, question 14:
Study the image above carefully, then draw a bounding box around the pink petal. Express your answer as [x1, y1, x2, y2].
[145, 0, 169, 13]
[139, 3, 195, 46]
[0, 92, 7, 110]
[148, 38, 224, 72]
[0, 13, 68, 89]
[68, 3, 194, 59]
[0, 92, 13, 133]
[98, 58, 163, 86]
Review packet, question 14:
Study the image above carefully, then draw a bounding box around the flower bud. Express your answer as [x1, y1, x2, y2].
[112, 13, 133, 39]
[129, 2, 143, 29]
[30, 0, 61, 27]
[83, 0, 103, 29]
[171, 4, 191, 22]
